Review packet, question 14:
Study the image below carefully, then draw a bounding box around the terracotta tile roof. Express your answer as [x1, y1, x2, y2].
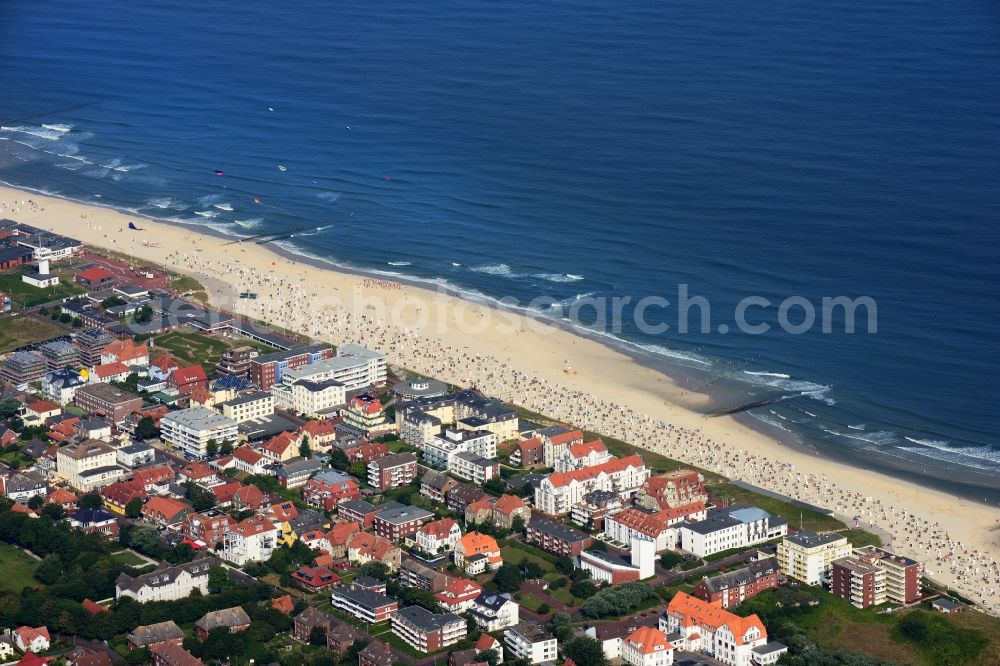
[269, 501, 299, 522]
[419, 517, 458, 540]
[435, 576, 482, 603]
[326, 521, 360, 546]
[667, 591, 766, 645]
[78, 266, 115, 282]
[492, 494, 526, 516]
[179, 462, 216, 480]
[233, 514, 276, 538]
[458, 532, 501, 564]
[82, 598, 110, 615]
[233, 485, 266, 509]
[210, 480, 242, 504]
[171, 365, 207, 385]
[25, 400, 59, 414]
[133, 464, 175, 486]
[548, 429, 584, 445]
[46, 488, 77, 505]
[151, 354, 178, 371]
[547, 454, 645, 488]
[518, 437, 542, 452]
[475, 634, 500, 651]
[272, 594, 295, 613]
[625, 626, 670, 655]
[233, 446, 264, 465]
[300, 418, 336, 438]
[568, 439, 608, 458]
[465, 497, 492, 513]
[348, 531, 396, 560]
[143, 497, 191, 521]
[94, 362, 129, 379]
[263, 431, 297, 455]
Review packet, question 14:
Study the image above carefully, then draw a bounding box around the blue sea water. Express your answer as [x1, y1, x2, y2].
[1, 0, 999, 498]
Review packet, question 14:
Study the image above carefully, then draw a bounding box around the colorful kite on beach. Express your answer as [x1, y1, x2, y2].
[128, 222, 143, 231]
[214, 169, 224, 176]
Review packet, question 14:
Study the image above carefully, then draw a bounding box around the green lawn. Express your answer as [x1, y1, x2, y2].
[110, 550, 146, 566]
[0, 543, 42, 591]
[153, 329, 230, 367]
[0, 314, 68, 352]
[708, 481, 846, 532]
[501, 542, 557, 571]
[0, 267, 86, 308]
[519, 594, 544, 611]
[837, 528, 883, 548]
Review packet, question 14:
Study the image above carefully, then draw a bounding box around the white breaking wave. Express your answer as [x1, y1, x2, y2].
[388, 261, 412, 266]
[41, 123, 72, 133]
[233, 218, 263, 229]
[848, 423, 865, 430]
[1, 124, 64, 140]
[451, 262, 462, 267]
[825, 429, 898, 447]
[898, 444, 1000, 471]
[535, 272, 585, 283]
[740, 371, 834, 404]
[194, 210, 219, 218]
[469, 263, 515, 276]
[316, 192, 341, 202]
[744, 371, 791, 379]
[749, 411, 792, 432]
[213, 203, 233, 211]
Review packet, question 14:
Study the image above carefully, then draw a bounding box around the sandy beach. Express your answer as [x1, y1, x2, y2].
[3, 183, 999, 612]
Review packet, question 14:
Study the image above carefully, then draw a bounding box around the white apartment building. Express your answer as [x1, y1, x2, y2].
[220, 391, 274, 423]
[468, 592, 519, 632]
[115, 559, 219, 602]
[678, 506, 787, 558]
[534, 454, 650, 516]
[622, 627, 674, 666]
[777, 530, 852, 585]
[282, 344, 385, 392]
[160, 407, 238, 459]
[504, 624, 558, 665]
[553, 439, 613, 473]
[661, 591, 779, 666]
[422, 428, 497, 469]
[223, 516, 280, 566]
[272, 378, 346, 417]
[415, 518, 462, 554]
[450, 451, 498, 484]
[56, 439, 124, 492]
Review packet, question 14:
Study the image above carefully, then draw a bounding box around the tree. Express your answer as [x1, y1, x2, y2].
[125, 647, 151, 665]
[41, 503, 64, 521]
[571, 580, 598, 599]
[537, 603, 551, 615]
[27, 494, 43, 510]
[563, 636, 607, 666]
[299, 435, 311, 459]
[588, 539, 607, 553]
[134, 416, 159, 440]
[124, 498, 143, 519]
[548, 612, 573, 643]
[78, 492, 103, 509]
[186, 483, 217, 512]
[101, 295, 127, 308]
[483, 476, 506, 495]
[135, 305, 154, 323]
[205, 439, 219, 457]
[660, 551, 683, 569]
[72, 317, 83, 328]
[555, 557, 575, 575]
[220, 440, 234, 455]
[356, 562, 391, 582]
[329, 449, 350, 471]
[0, 399, 21, 419]
[493, 564, 524, 593]
[510, 514, 526, 533]
[308, 625, 327, 646]
[208, 566, 232, 593]
[59, 312, 72, 324]
[128, 526, 165, 557]
[35, 555, 63, 585]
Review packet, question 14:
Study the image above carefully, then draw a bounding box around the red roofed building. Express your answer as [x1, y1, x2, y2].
[101, 339, 149, 367]
[416, 518, 462, 554]
[102, 481, 147, 515]
[232, 484, 267, 511]
[223, 514, 279, 565]
[454, 532, 502, 575]
[169, 365, 208, 395]
[49, 416, 81, 443]
[605, 503, 707, 552]
[299, 419, 337, 452]
[260, 431, 298, 463]
[210, 480, 243, 506]
[660, 591, 776, 666]
[76, 266, 116, 289]
[230, 446, 269, 474]
[142, 497, 192, 526]
[622, 626, 673, 666]
[347, 532, 401, 571]
[46, 487, 78, 510]
[272, 595, 295, 613]
[466, 494, 529, 530]
[13, 626, 51, 653]
[83, 598, 110, 615]
[535, 454, 649, 516]
[637, 469, 708, 511]
[344, 441, 390, 463]
[132, 464, 176, 490]
[183, 512, 235, 548]
[324, 521, 360, 558]
[291, 566, 341, 592]
[178, 461, 218, 485]
[542, 428, 584, 467]
[554, 439, 612, 473]
[92, 362, 131, 383]
[302, 472, 360, 511]
[150, 354, 179, 380]
[434, 576, 482, 613]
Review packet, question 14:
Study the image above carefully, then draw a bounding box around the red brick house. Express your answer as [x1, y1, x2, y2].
[168, 365, 208, 395]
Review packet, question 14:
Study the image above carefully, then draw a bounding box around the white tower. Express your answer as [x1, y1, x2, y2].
[631, 536, 656, 580]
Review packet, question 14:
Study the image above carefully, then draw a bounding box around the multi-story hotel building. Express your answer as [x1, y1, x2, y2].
[391, 606, 466, 652]
[56, 439, 124, 491]
[160, 407, 238, 459]
[777, 531, 852, 586]
[534, 454, 649, 516]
